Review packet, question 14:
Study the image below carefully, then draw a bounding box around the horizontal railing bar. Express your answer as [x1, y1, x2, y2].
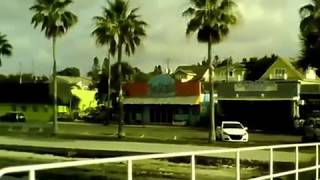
[1, 142, 320, 178]
[250, 166, 319, 180]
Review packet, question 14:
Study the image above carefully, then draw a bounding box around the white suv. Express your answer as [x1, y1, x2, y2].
[216, 121, 248, 142]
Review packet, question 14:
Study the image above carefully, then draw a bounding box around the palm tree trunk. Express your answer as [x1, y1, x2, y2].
[52, 36, 58, 135]
[208, 35, 216, 143]
[107, 53, 111, 109]
[117, 43, 125, 138]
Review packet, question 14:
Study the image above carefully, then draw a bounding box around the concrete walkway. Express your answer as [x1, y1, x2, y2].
[0, 136, 315, 164]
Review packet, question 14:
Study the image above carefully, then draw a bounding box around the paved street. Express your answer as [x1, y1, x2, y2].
[0, 122, 313, 165]
[0, 134, 314, 163]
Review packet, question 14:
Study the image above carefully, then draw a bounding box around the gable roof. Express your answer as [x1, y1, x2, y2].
[259, 57, 304, 80]
[175, 65, 208, 81]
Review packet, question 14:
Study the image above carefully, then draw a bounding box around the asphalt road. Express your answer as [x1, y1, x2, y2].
[58, 122, 302, 145]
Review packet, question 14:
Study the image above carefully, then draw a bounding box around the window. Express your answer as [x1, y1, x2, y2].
[229, 70, 234, 77]
[274, 68, 286, 78]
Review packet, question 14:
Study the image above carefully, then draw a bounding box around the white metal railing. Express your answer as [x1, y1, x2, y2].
[0, 142, 319, 180]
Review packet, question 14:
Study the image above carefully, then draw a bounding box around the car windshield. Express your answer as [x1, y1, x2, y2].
[223, 123, 243, 129]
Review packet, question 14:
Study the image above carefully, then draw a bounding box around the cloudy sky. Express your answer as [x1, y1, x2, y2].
[0, 0, 309, 76]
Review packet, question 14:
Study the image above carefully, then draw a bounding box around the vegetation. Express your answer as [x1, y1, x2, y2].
[30, 0, 78, 134]
[57, 67, 80, 77]
[87, 56, 101, 88]
[183, 0, 239, 142]
[91, 0, 147, 138]
[298, 0, 320, 75]
[0, 33, 12, 66]
[242, 54, 278, 81]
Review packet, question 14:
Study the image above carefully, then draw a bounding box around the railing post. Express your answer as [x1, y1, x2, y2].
[128, 160, 133, 180]
[316, 144, 319, 180]
[236, 150, 240, 180]
[295, 146, 299, 180]
[29, 170, 35, 180]
[269, 147, 273, 180]
[191, 154, 196, 180]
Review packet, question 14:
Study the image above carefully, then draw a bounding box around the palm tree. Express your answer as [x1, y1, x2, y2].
[298, 0, 320, 72]
[0, 33, 13, 66]
[183, 0, 238, 142]
[30, 0, 77, 134]
[300, 0, 320, 36]
[92, 0, 147, 138]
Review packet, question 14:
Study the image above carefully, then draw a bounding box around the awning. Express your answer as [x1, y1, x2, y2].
[123, 96, 200, 105]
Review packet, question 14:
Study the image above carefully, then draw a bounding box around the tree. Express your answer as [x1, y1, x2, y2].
[101, 57, 110, 76]
[30, 0, 78, 134]
[87, 56, 101, 87]
[110, 62, 135, 89]
[183, 0, 238, 143]
[57, 67, 80, 77]
[101, 57, 111, 108]
[298, 0, 320, 74]
[243, 55, 278, 81]
[92, 0, 147, 138]
[0, 33, 13, 66]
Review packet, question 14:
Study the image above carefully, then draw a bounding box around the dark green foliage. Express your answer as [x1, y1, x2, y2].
[110, 62, 135, 89]
[92, 0, 147, 137]
[30, 0, 78, 39]
[87, 57, 101, 88]
[242, 54, 278, 81]
[298, 0, 320, 74]
[57, 67, 80, 77]
[101, 57, 110, 76]
[0, 33, 12, 66]
[95, 73, 108, 104]
[0, 82, 51, 103]
[183, 0, 238, 44]
[133, 71, 150, 82]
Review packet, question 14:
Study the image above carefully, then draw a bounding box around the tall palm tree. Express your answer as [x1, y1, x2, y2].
[0, 33, 13, 66]
[30, 0, 77, 134]
[183, 0, 238, 142]
[299, 0, 320, 72]
[300, 0, 320, 36]
[92, 0, 147, 138]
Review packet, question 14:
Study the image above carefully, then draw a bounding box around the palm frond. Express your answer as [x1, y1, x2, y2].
[30, 0, 77, 39]
[183, 0, 238, 43]
[92, 0, 147, 58]
[0, 33, 13, 65]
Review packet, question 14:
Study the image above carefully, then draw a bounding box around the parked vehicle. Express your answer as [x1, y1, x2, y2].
[83, 106, 111, 125]
[216, 121, 248, 142]
[57, 112, 74, 122]
[0, 112, 26, 122]
[301, 117, 320, 142]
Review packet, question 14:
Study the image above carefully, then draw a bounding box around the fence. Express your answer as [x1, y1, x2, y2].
[0, 142, 319, 180]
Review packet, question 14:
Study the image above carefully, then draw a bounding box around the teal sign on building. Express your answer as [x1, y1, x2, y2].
[148, 74, 175, 97]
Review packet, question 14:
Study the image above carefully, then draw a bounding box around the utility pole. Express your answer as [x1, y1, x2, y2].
[166, 58, 171, 74]
[32, 59, 36, 83]
[226, 57, 229, 82]
[19, 62, 22, 84]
